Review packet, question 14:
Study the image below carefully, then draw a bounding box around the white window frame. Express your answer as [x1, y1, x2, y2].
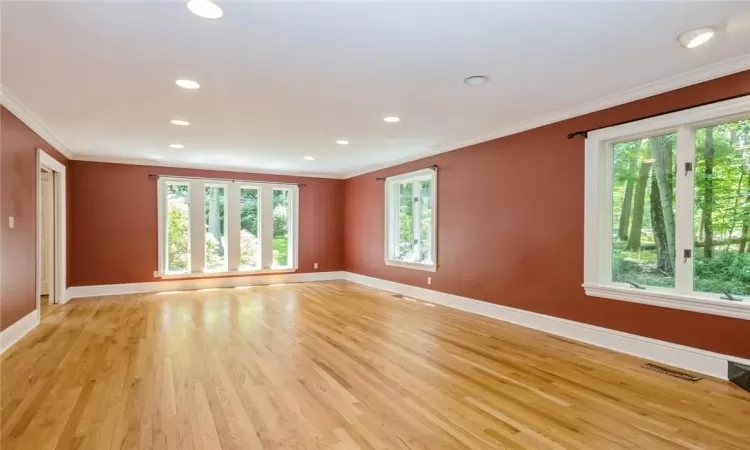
[157, 177, 299, 278]
[584, 95, 750, 320]
[384, 168, 438, 272]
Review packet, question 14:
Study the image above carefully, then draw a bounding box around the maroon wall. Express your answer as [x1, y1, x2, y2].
[344, 70, 750, 359]
[1, 107, 68, 331]
[68, 161, 344, 287]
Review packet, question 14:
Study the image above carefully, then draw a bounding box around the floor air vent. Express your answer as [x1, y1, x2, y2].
[642, 363, 702, 381]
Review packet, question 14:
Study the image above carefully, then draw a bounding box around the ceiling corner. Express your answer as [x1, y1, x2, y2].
[0, 85, 75, 160]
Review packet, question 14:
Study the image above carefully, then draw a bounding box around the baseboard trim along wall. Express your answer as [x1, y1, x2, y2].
[342, 272, 750, 381]
[1, 310, 40, 355]
[66, 271, 347, 299]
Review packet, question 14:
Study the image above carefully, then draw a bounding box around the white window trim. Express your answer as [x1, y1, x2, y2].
[384, 168, 438, 272]
[157, 177, 299, 278]
[584, 95, 750, 320]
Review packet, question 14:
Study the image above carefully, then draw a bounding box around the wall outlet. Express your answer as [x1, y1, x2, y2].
[427, 276, 432, 286]
[313, 262, 319, 269]
[8, 217, 14, 229]
[154, 270, 160, 278]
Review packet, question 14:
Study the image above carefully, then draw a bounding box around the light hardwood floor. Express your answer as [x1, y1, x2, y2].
[2, 281, 749, 449]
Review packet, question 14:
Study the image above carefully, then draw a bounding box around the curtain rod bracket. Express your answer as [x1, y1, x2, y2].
[567, 131, 588, 139]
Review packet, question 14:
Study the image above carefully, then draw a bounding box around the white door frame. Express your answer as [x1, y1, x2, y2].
[37, 149, 67, 312]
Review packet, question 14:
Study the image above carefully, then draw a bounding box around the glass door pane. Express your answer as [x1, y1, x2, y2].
[166, 183, 190, 274]
[272, 188, 291, 268]
[205, 185, 227, 272]
[240, 187, 260, 270]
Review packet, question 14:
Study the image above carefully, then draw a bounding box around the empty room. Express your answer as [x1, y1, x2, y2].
[1, 1, 749, 449]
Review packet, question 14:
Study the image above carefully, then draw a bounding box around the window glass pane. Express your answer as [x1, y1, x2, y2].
[166, 183, 190, 274]
[694, 119, 750, 299]
[205, 185, 227, 272]
[612, 133, 676, 288]
[419, 179, 433, 263]
[240, 187, 260, 270]
[273, 188, 291, 268]
[396, 182, 414, 261]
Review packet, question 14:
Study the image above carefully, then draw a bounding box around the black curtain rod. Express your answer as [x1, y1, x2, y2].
[376, 165, 438, 181]
[148, 174, 306, 187]
[567, 92, 750, 139]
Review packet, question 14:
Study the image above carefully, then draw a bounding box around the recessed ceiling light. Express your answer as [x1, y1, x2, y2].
[304, 156, 315, 161]
[464, 75, 489, 86]
[383, 116, 401, 123]
[169, 144, 184, 149]
[175, 79, 200, 89]
[336, 140, 350, 145]
[187, 0, 223, 19]
[170, 119, 190, 126]
[678, 26, 716, 49]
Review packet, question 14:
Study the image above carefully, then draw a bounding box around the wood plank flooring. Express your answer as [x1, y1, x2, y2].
[2, 280, 749, 449]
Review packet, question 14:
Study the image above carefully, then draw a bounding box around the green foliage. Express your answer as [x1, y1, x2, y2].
[694, 252, 750, 295]
[273, 237, 288, 267]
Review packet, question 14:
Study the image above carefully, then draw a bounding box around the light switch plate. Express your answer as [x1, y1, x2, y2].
[8, 217, 14, 229]
[314, 262, 319, 269]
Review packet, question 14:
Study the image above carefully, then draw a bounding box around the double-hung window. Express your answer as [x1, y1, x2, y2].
[584, 96, 750, 319]
[158, 177, 298, 277]
[384, 168, 437, 271]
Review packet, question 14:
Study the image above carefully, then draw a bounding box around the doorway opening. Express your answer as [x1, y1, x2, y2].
[37, 149, 67, 312]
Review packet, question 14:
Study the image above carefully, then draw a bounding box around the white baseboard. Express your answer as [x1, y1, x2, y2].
[1, 309, 40, 355]
[66, 271, 346, 299]
[342, 272, 750, 381]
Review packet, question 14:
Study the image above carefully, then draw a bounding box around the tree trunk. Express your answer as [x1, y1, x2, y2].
[618, 158, 637, 241]
[650, 175, 670, 274]
[741, 224, 749, 253]
[627, 161, 652, 251]
[649, 136, 676, 272]
[703, 127, 715, 258]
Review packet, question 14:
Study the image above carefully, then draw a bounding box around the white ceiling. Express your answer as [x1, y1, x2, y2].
[3, 1, 750, 178]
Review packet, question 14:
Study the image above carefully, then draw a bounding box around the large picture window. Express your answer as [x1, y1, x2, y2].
[584, 96, 750, 319]
[158, 178, 298, 277]
[384, 168, 437, 271]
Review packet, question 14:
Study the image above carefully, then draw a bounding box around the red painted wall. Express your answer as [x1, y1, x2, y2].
[68, 161, 344, 287]
[1, 106, 68, 331]
[344, 70, 750, 358]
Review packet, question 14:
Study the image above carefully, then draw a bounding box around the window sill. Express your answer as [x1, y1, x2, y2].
[584, 283, 750, 320]
[384, 259, 437, 272]
[159, 268, 297, 280]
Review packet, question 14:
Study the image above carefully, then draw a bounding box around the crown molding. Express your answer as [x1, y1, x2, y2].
[0, 86, 74, 159]
[343, 54, 750, 178]
[71, 154, 345, 180]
